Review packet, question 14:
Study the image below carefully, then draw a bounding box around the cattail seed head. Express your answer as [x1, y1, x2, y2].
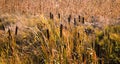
[50, 12, 53, 19]
[0, 19, 2, 22]
[82, 17, 84, 24]
[58, 13, 60, 19]
[8, 29, 11, 36]
[46, 29, 50, 40]
[15, 26, 18, 35]
[95, 43, 100, 57]
[78, 32, 80, 38]
[74, 18, 76, 26]
[82, 53, 85, 62]
[78, 15, 80, 22]
[68, 15, 71, 24]
[60, 24, 63, 38]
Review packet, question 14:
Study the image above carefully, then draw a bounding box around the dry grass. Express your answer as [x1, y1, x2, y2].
[0, 0, 120, 18]
[0, 13, 119, 64]
[0, 0, 120, 64]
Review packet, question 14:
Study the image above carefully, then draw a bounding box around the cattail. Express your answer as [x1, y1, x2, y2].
[74, 18, 76, 26]
[0, 19, 2, 22]
[78, 15, 80, 22]
[8, 29, 11, 36]
[58, 13, 60, 19]
[60, 24, 63, 37]
[82, 17, 84, 24]
[82, 53, 85, 62]
[52, 14, 54, 19]
[50, 12, 53, 19]
[78, 32, 80, 38]
[46, 29, 50, 40]
[68, 15, 71, 24]
[50, 12, 52, 19]
[8, 28, 12, 40]
[95, 43, 100, 57]
[15, 26, 18, 35]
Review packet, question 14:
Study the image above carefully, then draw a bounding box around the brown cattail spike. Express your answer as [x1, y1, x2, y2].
[50, 12, 53, 19]
[0, 19, 2, 22]
[15, 26, 18, 35]
[52, 14, 54, 19]
[74, 18, 76, 26]
[68, 15, 71, 24]
[8, 29, 11, 36]
[46, 29, 50, 40]
[82, 17, 84, 24]
[50, 12, 52, 19]
[58, 13, 60, 19]
[82, 53, 85, 62]
[78, 32, 80, 38]
[78, 15, 80, 22]
[95, 43, 100, 57]
[60, 24, 63, 38]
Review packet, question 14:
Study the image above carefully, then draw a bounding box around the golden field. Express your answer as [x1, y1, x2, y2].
[0, 0, 120, 64]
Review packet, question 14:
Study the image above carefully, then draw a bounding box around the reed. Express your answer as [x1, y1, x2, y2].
[68, 15, 71, 24]
[60, 24, 63, 38]
[15, 26, 18, 35]
[46, 29, 50, 40]
[74, 18, 76, 26]
[50, 12, 54, 19]
[82, 17, 84, 24]
[78, 15, 80, 22]
[58, 13, 60, 19]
